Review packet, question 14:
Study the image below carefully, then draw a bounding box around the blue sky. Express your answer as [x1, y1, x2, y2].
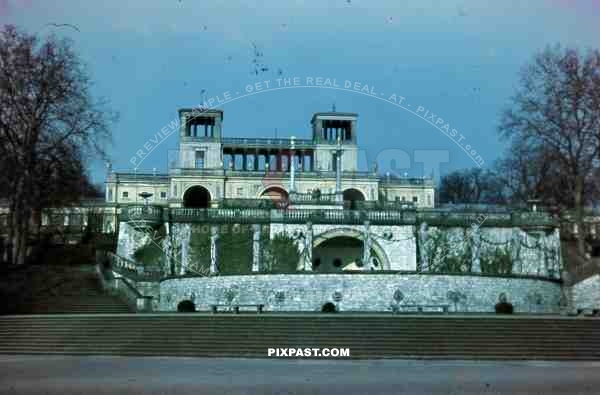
[2, 0, 599, 186]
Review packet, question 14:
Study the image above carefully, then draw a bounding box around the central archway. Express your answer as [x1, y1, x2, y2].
[183, 186, 211, 208]
[343, 188, 365, 210]
[312, 229, 389, 272]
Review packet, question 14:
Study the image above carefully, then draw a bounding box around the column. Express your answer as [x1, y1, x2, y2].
[180, 237, 188, 275]
[276, 151, 282, 171]
[470, 225, 481, 273]
[335, 139, 343, 203]
[304, 222, 313, 271]
[362, 221, 372, 270]
[210, 225, 220, 274]
[290, 155, 296, 192]
[252, 224, 261, 272]
[214, 116, 222, 138]
[419, 223, 429, 272]
[310, 152, 314, 171]
[243, 152, 248, 171]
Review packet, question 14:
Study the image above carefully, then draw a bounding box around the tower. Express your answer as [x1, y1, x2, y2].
[177, 109, 223, 169]
[311, 111, 359, 172]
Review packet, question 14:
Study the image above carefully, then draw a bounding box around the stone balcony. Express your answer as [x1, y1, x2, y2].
[117, 202, 558, 229]
[119, 205, 164, 228]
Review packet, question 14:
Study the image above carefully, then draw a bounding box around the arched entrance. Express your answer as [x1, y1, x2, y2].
[343, 188, 365, 210]
[312, 230, 389, 272]
[183, 186, 211, 208]
[260, 186, 289, 208]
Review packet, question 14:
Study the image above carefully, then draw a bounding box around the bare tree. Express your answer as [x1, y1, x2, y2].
[0, 25, 114, 265]
[438, 167, 506, 205]
[498, 44, 600, 255]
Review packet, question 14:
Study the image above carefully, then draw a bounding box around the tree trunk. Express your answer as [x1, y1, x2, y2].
[574, 175, 586, 257]
[10, 208, 29, 266]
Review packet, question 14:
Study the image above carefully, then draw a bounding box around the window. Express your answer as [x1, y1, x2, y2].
[108, 188, 113, 201]
[160, 191, 167, 199]
[122, 191, 129, 199]
[401, 196, 406, 202]
[427, 194, 432, 206]
[195, 150, 205, 169]
[236, 187, 244, 197]
[412, 196, 418, 203]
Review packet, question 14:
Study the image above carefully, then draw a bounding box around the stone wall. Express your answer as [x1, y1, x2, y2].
[158, 273, 562, 313]
[571, 275, 600, 310]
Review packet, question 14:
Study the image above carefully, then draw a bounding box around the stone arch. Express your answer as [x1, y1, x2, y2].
[312, 227, 390, 271]
[183, 185, 211, 208]
[258, 186, 289, 207]
[343, 188, 366, 209]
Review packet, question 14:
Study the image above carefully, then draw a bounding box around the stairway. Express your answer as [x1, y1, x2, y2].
[8, 265, 131, 314]
[0, 315, 599, 360]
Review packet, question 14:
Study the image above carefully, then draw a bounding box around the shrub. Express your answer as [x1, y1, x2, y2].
[177, 300, 196, 312]
[321, 302, 337, 313]
[495, 302, 514, 314]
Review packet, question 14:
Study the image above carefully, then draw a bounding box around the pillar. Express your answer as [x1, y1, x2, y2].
[214, 116, 222, 138]
[290, 155, 296, 192]
[180, 237, 188, 275]
[419, 222, 429, 272]
[252, 224, 261, 272]
[210, 225, 219, 274]
[276, 151, 282, 171]
[304, 223, 313, 271]
[470, 226, 481, 273]
[243, 152, 248, 171]
[362, 221, 372, 270]
[299, 151, 305, 171]
[335, 139, 343, 203]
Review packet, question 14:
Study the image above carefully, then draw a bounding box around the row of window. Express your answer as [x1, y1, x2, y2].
[394, 195, 433, 205]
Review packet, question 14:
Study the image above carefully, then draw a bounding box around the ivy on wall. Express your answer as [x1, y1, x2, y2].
[187, 225, 210, 274]
[132, 225, 166, 268]
[218, 224, 253, 275]
[480, 247, 513, 275]
[263, 232, 300, 274]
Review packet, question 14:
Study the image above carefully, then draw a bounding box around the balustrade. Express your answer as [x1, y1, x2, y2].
[120, 204, 558, 228]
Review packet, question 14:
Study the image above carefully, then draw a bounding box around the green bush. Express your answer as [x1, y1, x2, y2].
[321, 302, 337, 313]
[495, 302, 514, 314]
[177, 300, 196, 312]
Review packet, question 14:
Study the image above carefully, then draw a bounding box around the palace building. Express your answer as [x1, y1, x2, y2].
[104, 109, 436, 211]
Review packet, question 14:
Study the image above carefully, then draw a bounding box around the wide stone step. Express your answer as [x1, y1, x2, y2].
[0, 315, 599, 359]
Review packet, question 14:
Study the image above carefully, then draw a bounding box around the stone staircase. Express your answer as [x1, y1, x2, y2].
[0, 315, 599, 360]
[6, 265, 131, 314]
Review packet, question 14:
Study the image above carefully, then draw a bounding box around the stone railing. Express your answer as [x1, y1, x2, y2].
[290, 192, 338, 204]
[113, 276, 153, 312]
[120, 205, 164, 226]
[122, 204, 558, 228]
[222, 137, 314, 148]
[108, 251, 137, 272]
[107, 252, 164, 281]
[379, 177, 435, 186]
[168, 168, 226, 177]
